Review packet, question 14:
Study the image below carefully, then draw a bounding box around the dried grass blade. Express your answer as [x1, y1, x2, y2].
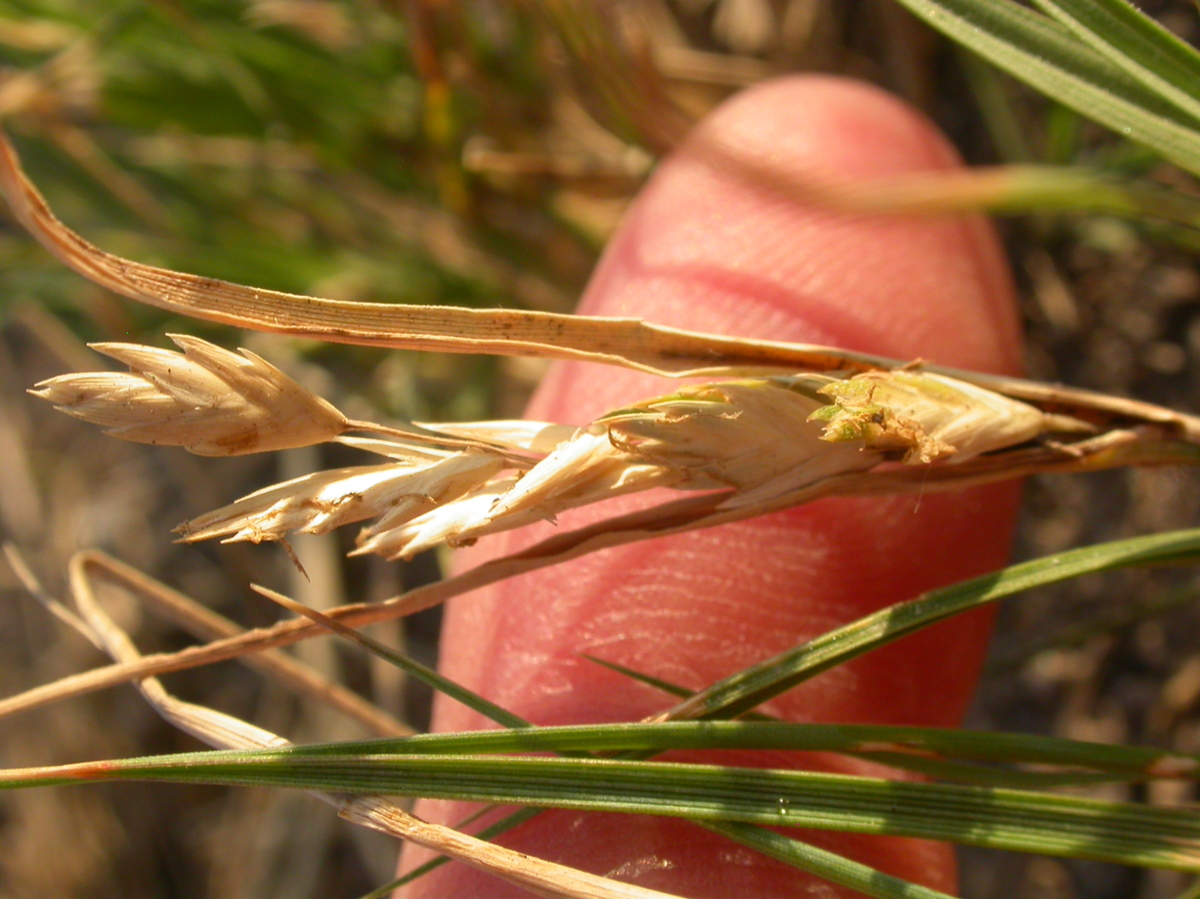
[70, 552, 412, 737]
[0, 130, 887, 378]
[67, 546, 291, 750]
[342, 799, 688, 899]
[3, 543, 101, 649]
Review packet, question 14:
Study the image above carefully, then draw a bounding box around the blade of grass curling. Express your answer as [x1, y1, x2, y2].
[1031, 0, 1200, 126]
[654, 526, 1200, 721]
[700, 821, 958, 899]
[0, 129, 899, 379]
[252, 585, 529, 730]
[7, 753, 1200, 869]
[890, 0, 1200, 176]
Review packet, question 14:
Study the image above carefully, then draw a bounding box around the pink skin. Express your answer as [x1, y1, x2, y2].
[399, 76, 1024, 897]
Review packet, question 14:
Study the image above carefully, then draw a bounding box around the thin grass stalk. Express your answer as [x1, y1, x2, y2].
[652, 527, 1200, 722]
[698, 821, 958, 899]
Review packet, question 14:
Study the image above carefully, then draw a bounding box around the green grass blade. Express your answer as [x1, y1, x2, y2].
[352, 707, 1198, 890]
[958, 47, 1036, 163]
[1032, 0, 1200, 126]
[253, 586, 530, 730]
[11, 753, 1200, 870]
[663, 527, 1200, 721]
[891, 0, 1200, 175]
[314, 621, 528, 731]
[846, 751, 1127, 789]
[567, 671, 1179, 786]
[580, 654, 692, 699]
[273, 721, 1197, 782]
[700, 821, 958, 899]
[977, 166, 1200, 227]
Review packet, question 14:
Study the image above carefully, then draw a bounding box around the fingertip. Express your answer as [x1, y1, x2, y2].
[401, 75, 1024, 898]
[528, 76, 1021, 434]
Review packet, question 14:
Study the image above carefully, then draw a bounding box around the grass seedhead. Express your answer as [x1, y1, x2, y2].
[30, 334, 349, 456]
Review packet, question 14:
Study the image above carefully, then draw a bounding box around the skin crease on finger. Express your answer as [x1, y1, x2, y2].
[398, 76, 1025, 899]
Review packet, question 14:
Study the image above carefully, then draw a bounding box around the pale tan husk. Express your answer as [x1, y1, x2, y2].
[30, 334, 349, 455]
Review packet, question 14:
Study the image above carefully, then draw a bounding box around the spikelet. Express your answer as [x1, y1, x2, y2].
[354, 379, 881, 558]
[354, 434, 678, 560]
[351, 477, 530, 560]
[602, 380, 877, 489]
[176, 449, 505, 544]
[805, 370, 1086, 464]
[30, 335, 350, 456]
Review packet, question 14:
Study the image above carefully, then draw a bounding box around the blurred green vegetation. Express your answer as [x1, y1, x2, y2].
[0, 0, 614, 422]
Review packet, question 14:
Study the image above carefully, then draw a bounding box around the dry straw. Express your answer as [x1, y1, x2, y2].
[7, 125, 1200, 899]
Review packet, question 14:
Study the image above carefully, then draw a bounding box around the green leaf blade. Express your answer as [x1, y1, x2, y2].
[893, 0, 1200, 175]
[13, 752, 1200, 871]
[666, 527, 1200, 721]
[1033, 0, 1200, 126]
